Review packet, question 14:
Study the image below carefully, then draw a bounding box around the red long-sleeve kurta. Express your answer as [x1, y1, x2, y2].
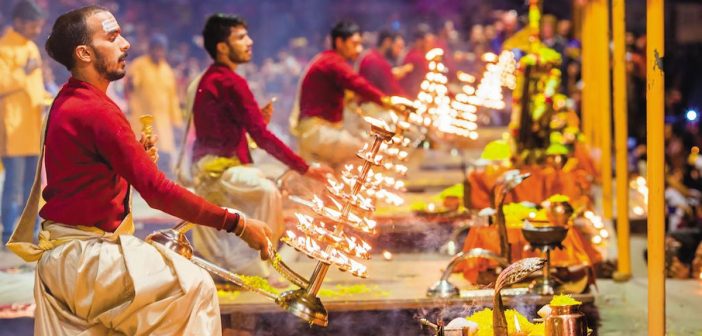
[358, 49, 405, 97]
[299, 50, 385, 123]
[40, 78, 236, 232]
[193, 64, 308, 174]
[399, 48, 428, 99]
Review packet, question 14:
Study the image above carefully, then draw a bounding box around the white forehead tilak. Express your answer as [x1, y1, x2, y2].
[101, 17, 119, 33]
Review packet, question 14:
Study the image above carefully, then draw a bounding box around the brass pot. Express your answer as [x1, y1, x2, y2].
[545, 304, 588, 336]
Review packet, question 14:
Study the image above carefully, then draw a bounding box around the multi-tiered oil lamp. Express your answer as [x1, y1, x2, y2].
[277, 121, 396, 326]
[412, 48, 480, 141]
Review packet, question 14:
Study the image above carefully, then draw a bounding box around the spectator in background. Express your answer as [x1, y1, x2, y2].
[358, 30, 406, 98]
[399, 23, 435, 98]
[0, 0, 46, 245]
[628, 33, 647, 143]
[556, 18, 580, 96]
[490, 10, 518, 52]
[556, 19, 574, 45]
[127, 33, 183, 174]
[436, 20, 461, 77]
[468, 24, 488, 56]
[541, 14, 566, 56]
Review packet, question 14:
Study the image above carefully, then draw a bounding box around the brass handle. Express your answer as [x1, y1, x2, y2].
[190, 256, 277, 301]
[168, 222, 309, 289]
[173, 221, 194, 234]
[270, 251, 310, 288]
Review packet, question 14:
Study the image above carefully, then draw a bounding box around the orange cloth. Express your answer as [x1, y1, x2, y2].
[127, 55, 182, 154]
[0, 28, 46, 157]
[469, 164, 592, 209]
[457, 163, 601, 283]
[456, 225, 602, 283]
[466, 165, 510, 209]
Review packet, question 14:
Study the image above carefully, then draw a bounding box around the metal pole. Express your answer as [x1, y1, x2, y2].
[612, 0, 631, 281]
[646, 0, 666, 334]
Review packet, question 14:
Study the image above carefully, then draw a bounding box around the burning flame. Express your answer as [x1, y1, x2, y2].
[328, 178, 345, 195]
[591, 235, 603, 244]
[383, 250, 393, 261]
[311, 195, 325, 212]
[295, 213, 314, 228]
[425, 48, 445, 61]
[457, 71, 476, 83]
[364, 218, 377, 230]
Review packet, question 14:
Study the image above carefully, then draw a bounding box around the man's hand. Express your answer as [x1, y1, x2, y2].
[305, 164, 334, 182]
[392, 63, 414, 79]
[139, 132, 159, 164]
[382, 96, 416, 114]
[236, 217, 273, 260]
[260, 97, 276, 124]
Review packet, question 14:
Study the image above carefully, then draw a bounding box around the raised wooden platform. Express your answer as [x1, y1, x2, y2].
[218, 253, 595, 334]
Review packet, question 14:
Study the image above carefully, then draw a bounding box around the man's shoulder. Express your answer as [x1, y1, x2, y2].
[131, 55, 158, 73]
[325, 49, 345, 60]
[403, 49, 424, 63]
[313, 51, 352, 74]
[49, 89, 126, 137]
[202, 64, 242, 80]
[200, 65, 250, 95]
[53, 86, 120, 116]
[0, 30, 16, 46]
[0, 34, 16, 55]
[362, 50, 387, 66]
[130, 55, 151, 68]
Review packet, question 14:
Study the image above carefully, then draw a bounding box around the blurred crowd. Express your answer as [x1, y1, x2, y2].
[2, 0, 702, 257]
[0, 1, 593, 140]
[1, 1, 676, 147]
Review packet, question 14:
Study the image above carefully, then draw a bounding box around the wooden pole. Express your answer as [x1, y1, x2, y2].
[612, 0, 631, 281]
[646, 0, 665, 334]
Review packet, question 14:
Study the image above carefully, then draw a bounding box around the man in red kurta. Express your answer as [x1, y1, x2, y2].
[399, 24, 436, 99]
[190, 14, 329, 278]
[291, 20, 392, 166]
[6, 7, 271, 334]
[357, 30, 406, 98]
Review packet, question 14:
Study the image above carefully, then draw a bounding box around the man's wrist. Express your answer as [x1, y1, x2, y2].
[235, 212, 248, 237]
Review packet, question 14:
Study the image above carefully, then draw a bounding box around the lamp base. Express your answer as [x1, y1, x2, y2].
[426, 279, 460, 298]
[528, 277, 560, 295]
[276, 288, 328, 327]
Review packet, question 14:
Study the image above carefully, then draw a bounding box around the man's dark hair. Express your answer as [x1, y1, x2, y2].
[45, 6, 107, 70]
[330, 20, 360, 49]
[202, 14, 247, 60]
[377, 30, 400, 48]
[412, 23, 433, 42]
[12, 0, 44, 21]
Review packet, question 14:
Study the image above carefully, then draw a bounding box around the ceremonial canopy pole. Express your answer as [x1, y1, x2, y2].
[581, 0, 613, 220]
[612, 0, 631, 282]
[646, 0, 666, 334]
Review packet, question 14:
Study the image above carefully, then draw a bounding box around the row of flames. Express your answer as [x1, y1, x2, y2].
[283, 122, 397, 279]
[361, 49, 517, 208]
[412, 49, 517, 141]
[280, 50, 519, 278]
